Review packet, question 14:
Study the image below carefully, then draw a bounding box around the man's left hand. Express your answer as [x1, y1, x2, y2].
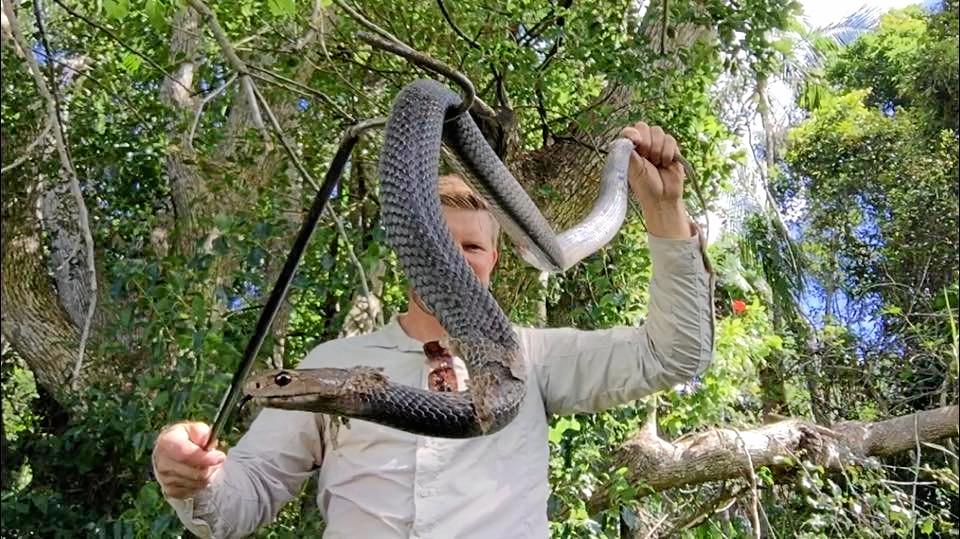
[619, 121, 694, 239]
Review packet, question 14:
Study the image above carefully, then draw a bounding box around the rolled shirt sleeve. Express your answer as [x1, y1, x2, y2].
[527, 227, 715, 416]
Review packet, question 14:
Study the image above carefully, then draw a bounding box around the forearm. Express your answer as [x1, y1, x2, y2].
[166, 460, 292, 538]
[643, 226, 714, 383]
[531, 227, 714, 415]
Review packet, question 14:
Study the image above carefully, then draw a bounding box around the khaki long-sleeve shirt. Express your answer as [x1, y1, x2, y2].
[164, 232, 714, 538]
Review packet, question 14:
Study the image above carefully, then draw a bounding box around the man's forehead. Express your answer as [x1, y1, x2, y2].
[443, 207, 498, 241]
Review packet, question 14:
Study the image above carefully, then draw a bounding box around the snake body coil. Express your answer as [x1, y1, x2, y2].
[245, 80, 637, 438]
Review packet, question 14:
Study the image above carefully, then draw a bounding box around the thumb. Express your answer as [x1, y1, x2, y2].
[181, 422, 226, 467]
[629, 152, 659, 186]
[184, 421, 216, 449]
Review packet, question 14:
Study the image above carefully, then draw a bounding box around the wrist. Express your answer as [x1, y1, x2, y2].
[641, 200, 693, 239]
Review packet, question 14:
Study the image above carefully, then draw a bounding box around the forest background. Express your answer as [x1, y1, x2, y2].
[1, 0, 957, 536]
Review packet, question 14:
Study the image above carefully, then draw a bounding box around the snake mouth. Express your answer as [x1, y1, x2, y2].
[249, 393, 347, 415]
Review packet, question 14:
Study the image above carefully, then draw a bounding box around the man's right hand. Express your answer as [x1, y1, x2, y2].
[152, 421, 226, 499]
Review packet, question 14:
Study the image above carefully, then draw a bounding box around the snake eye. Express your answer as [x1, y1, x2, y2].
[274, 372, 293, 387]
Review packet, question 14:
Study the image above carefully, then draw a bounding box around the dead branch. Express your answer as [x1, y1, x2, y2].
[188, 73, 237, 150]
[247, 66, 355, 122]
[588, 405, 960, 513]
[333, 0, 496, 119]
[329, 207, 383, 328]
[31, 0, 98, 387]
[247, 82, 380, 334]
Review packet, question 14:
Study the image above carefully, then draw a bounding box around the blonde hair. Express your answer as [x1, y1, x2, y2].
[438, 174, 500, 246]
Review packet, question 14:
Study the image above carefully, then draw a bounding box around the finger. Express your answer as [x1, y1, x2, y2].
[620, 121, 652, 156]
[161, 424, 225, 468]
[660, 134, 678, 167]
[666, 159, 686, 181]
[175, 444, 225, 469]
[619, 126, 640, 145]
[649, 126, 666, 166]
[155, 455, 218, 483]
[184, 422, 216, 449]
[628, 151, 659, 192]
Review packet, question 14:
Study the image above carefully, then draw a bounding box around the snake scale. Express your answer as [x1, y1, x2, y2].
[244, 79, 638, 438]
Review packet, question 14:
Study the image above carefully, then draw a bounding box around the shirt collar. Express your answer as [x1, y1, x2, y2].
[367, 314, 427, 353]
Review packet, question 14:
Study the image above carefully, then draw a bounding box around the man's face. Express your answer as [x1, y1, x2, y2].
[442, 206, 499, 286]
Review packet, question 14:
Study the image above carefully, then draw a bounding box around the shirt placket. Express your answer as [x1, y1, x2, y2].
[412, 362, 443, 538]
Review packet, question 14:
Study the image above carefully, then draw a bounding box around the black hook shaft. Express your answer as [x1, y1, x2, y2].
[205, 118, 386, 450]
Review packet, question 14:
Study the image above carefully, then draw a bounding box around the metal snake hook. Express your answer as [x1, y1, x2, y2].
[205, 118, 384, 450]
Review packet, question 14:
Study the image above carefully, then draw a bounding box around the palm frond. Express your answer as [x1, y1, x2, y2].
[814, 5, 882, 45]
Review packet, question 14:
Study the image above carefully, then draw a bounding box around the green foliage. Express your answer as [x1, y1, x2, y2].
[783, 5, 959, 420]
[2, 0, 956, 537]
[827, 4, 960, 131]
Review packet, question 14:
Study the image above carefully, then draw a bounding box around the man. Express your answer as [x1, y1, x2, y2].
[152, 121, 714, 538]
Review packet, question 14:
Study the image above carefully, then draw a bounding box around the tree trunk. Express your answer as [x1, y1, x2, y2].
[0, 2, 324, 408]
[753, 74, 791, 419]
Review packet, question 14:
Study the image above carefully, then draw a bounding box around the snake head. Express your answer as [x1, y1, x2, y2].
[244, 367, 388, 415]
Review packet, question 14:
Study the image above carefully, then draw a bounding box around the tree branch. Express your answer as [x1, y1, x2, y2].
[248, 65, 355, 122]
[32, 0, 98, 388]
[659, 0, 670, 55]
[588, 405, 960, 512]
[334, 0, 495, 119]
[185, 0, 266, 133]
[248, 83, 382, 332]
[50, 0, 192, 96]
[188, 73, 237, 150]
[329, 207, 383, 328]
[664, 484, 749, 536]
[1, 119, 52, 174]
[5, 0, 98, 387]
[436, 0, 480, 49]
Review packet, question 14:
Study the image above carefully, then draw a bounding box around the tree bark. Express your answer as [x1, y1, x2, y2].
[587, 405, 960, 512]
[0, 2, 321, 406]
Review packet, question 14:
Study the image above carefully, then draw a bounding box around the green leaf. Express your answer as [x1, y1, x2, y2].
[772, 38, 793, 56]
[548, 417, 581, 443]
[138, 482, 160, 508]
[31, 494, 48, 515]
[103, 0, 129, 19]
[121, 53, 142, 74]
[268, 0, 296, 17]
[145, 0, 167, 30]
[95, 112, 107, 135]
